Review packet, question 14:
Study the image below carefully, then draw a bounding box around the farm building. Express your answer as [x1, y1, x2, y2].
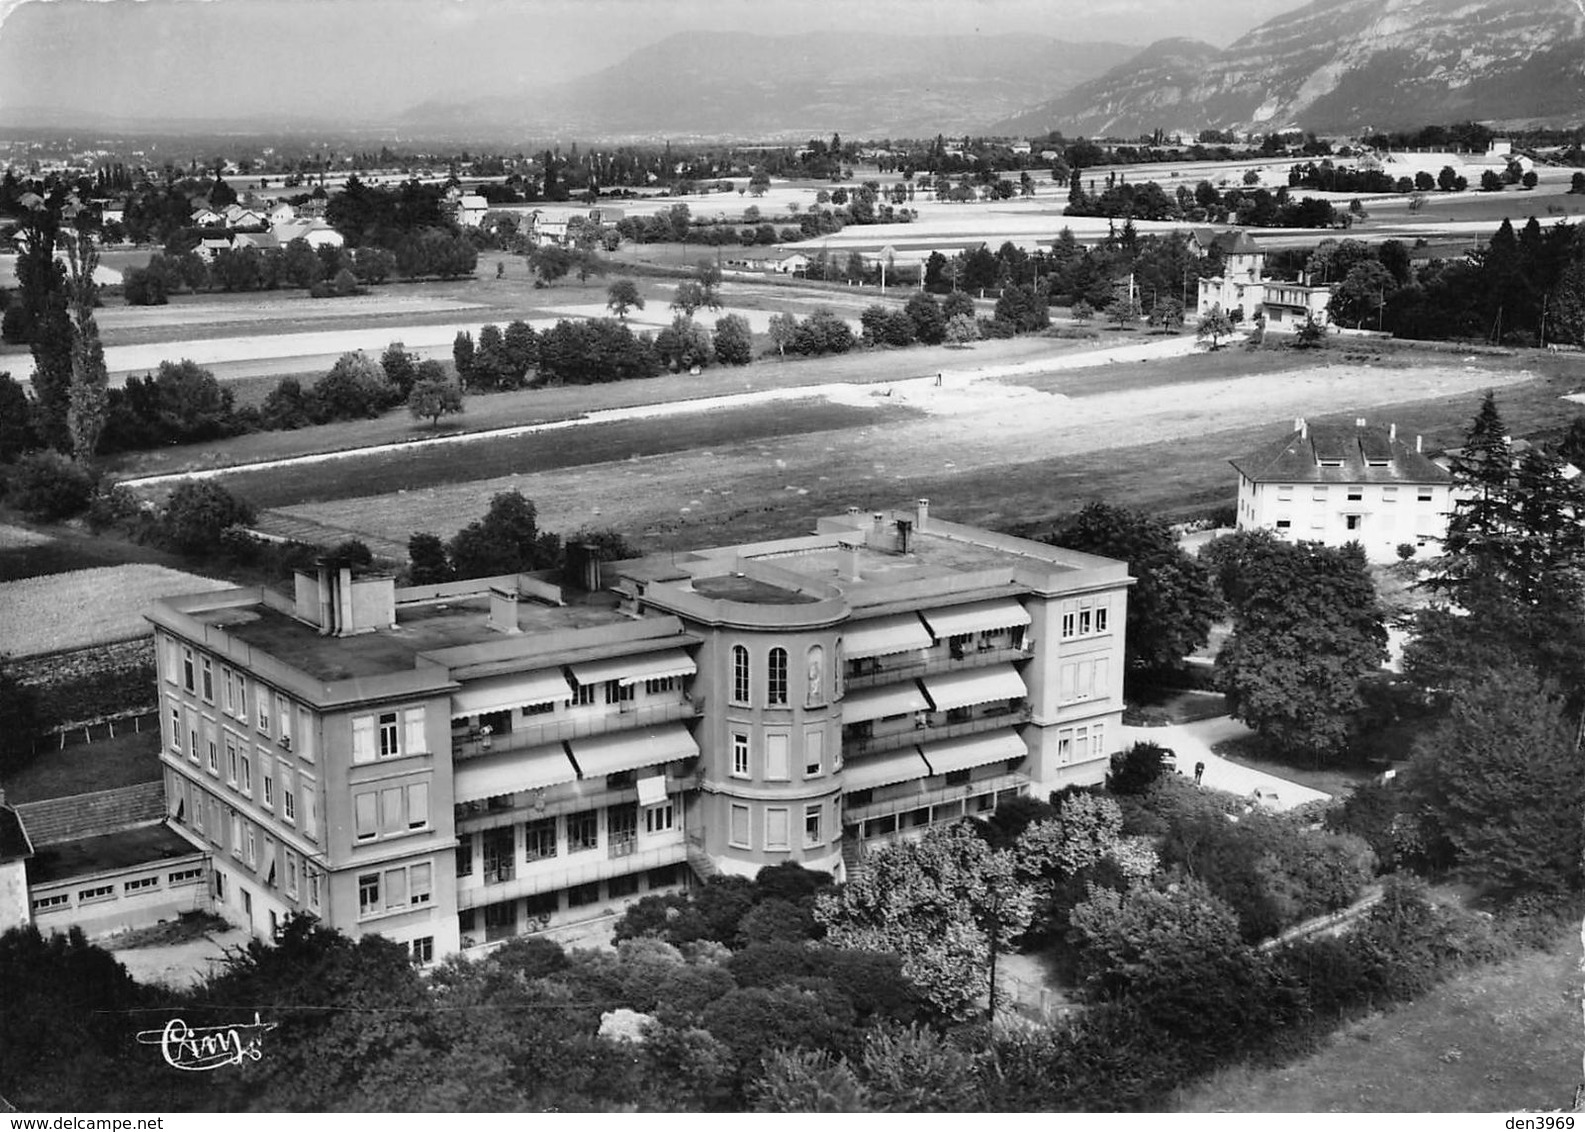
[126, 505, 1130, 962]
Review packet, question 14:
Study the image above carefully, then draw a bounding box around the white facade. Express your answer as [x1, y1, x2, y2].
[1236, 474, 1453, 561]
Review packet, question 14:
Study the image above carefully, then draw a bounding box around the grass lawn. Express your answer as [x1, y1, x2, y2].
[1175, 927, 1585, 1112]
[1211, 734, 1379, 799]
[1124, 687, 1229, 727]
[0, 518, 202, 583]
[5, 728, 163, 804]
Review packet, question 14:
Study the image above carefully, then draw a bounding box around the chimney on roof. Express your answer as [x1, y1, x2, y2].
[1355, 417, 1367, 428]
[873, 511, 885, 533]
[1416, 435, 1423, 453]
[845, 506, 860, 517]
[488, 586, 523, 634]
[838, 539, 860, 582]
[1390, 422, 1397, 441]
[916, 498, 930, 532]
[895, 518, 913, 554]
[1294, 416, 1307, 438]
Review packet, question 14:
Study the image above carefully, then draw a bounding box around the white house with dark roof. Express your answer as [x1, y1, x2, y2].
[1231, 417, 1454, 561]
[1194, 229, 1335, 330]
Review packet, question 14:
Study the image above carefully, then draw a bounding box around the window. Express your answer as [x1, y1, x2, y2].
[732, 645, 750, 704]
[282, 780, 296, 823]
[730, 803, 750, 848]
[384, 868, 407, 910]
[568, 882, 601, 908]
[407, 783, 429, 829]
[1095, 606, 1109, 633]
[608, 874, 640, 899]
[1057, 731, 1073, 764]
[456, 836, 473, 876]
[605, 679, 634, 705]
[33, 893, 70, 912]
[484, 900, 515, 941]
[524, 700, 555, 716]
[182, 647, 195, 692]
[256, 689, 270, 736]
[285, 853, 299, 898]
[411, 937, 434, 964]
[301, 774, 319, 841]
[359, 873, 380, 916]
[200, 657, 214, 703]
[245, 825, 257, 867]
[568, 809, 599, 853]
[295, 707, 314, 762]
[644, 802, 674, 834]
[79, 885, 114, 903]
[482, 829, 515, 883]
[355, 793, 378, 841]
[222, 668, 235, 714]
[609, 803, 638, 855]
[1061, 610, 1075, 639]
[804, 804, 822, 847]
[1382, 486, 1398, 502]
[307, 869, 321, 910]
[230, 813, 243, 858]
[226, 738, 239, 786]
[278, 696, 293, 745]
[525, 818, 557, 860]
[240, 752, 252, 796]
[1078, 606, 1092, 635]
[765, 733, 789, 780]
[168, 704, 181, 754]
[236, 675, 247, 722]
[1275, 519, 1292, 530]
[1417, 488, 1434, 502]
[804, 729, 823, 777]
[403, 709, 425, 755]
[1313, 485, 1329, 500]
[125, 876, 160, 893]
[572, 682, 598, 707]
[169, 868, 205, 886]
[1345, 515, 1362, 531]
[732, 733, 750, 777]
[767, 648, 788, 705]
[378, 712, 399, 758]
[945, 768, 972, 786]
[524, 891, 558, 920]
[1276, 484, 1293, 501]
[644, 675, 678, 696]
[1347, 487, 1363, 501]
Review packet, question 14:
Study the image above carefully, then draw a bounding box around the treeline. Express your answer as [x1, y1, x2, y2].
[1065, 171, 1344, 228]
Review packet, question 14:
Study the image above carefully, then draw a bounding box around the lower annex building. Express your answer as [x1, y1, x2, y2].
[137, 502, 1130, 961]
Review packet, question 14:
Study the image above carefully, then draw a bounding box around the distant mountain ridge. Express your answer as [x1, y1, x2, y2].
[989, 0, 1585, 138]
[399, 30, 1141, 141]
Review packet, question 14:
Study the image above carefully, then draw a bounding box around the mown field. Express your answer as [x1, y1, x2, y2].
[1174, 926, 1584, 1113]
[0, 563, 231, 656]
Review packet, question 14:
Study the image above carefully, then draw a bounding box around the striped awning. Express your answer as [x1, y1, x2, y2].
[570, 650, 696, 687]
[844, 614, 933, 659]
[451, 670, 574, 718]
[568, 722, 699, 778]
[920, 730, 1027, 776]
[841, 681, 930, 724]
[919, 599, 1030, 639]
[921, 665, 1026, 712]
[842, 749, 931, 793]
[453, 743, 578, 804]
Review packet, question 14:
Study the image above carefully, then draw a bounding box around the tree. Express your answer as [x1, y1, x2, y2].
[903, 291, 946, 345]
[606, 278, 643, 320]
[407, 532, 453, 585]
[161, 480, 256, 554]
[1197, 304, 1234, 348]
[1147, 297, 1184, 332]
[672, 280, 706, 318]
[0, 657, 40, 778]
[695, 259, 723, 311]
[1070, 299, 1094, 322]
[447, 491, 561, 579]
[9, 449, 93, 520]
[1572, 172, 1585, 195]
[943, 313, 979, 347]
[0, 372, 37, 461]
[1293, 314, 1327, 348]
[1214, 536, 1387, 759]
[767, 312, 797, 359]
[1407, 665, 1584, 893]
[1437, 165, 1460, 192]
[1522, 170, 1539, 190]
[1328, 260, 1392, 328]
[452, 330, 476, 387]
[312, 351, 394, 420]
[712, 313, 753, 365]
[814, 823, 1033, 1020]
[407, 376, 465, 426]
[1479, 169, 1504, 192]
[1049, 502, 1220, 673]
[61, 233, 108, 462]
[380, 342, 419, 399]
[529, 244, 573, 286]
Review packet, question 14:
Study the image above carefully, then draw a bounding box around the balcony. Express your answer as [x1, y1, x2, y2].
[842, 771, 1030, 827]
[456, 832, 687, 910]
[453, 696, 703, 761]
[455, 772, 697, 833]
[842, 643, 1031, 691]
[842, 704, 1032, 758]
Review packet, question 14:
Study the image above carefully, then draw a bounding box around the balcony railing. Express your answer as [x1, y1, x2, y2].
[608, 834, 638, 859]
[842, 771, 1030, 827]
[842, 704, 1032, 758]
[453, 696, 703, 761]
[454, 773, 696, 833]
[456, 835, 687, 910]
[842, 642, 1031, 691]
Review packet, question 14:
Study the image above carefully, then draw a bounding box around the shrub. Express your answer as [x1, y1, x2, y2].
[1106, 741, 1172, 795]
[160, 481, 256, 555]
[790, 309, 855, 356]
[312, 351, 395, 420]
[10, 450, 94, 520]
[713, 313, 753, 365]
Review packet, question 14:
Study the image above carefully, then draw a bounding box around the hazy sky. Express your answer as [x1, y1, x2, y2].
[0, 0, 1309, 122]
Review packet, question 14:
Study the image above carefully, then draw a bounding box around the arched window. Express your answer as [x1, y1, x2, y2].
[732, 645, 750, 704]
[767, 647, 788, 706]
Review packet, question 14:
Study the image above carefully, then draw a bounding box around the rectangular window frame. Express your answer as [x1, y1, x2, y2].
[729, 803, 751, 849]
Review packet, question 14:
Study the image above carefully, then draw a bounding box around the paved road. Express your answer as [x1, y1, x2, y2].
[1120, 715, 1332, 811]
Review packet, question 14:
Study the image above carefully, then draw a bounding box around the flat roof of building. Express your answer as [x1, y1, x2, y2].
[199, 590, 640, 683]
[28, 823, 201, 886]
